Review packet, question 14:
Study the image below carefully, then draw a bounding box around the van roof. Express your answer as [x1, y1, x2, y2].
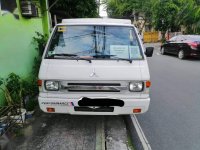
[60, 18, 132, 26]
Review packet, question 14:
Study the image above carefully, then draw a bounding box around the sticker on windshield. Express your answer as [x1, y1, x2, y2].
[129, 46, 142, 59]
[129, 30, 133, 41]
[110, 45, 129, 59]
[48, 51, 55, 56]
[58, 26, 67, 32]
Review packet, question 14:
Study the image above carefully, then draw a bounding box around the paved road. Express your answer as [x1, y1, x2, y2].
[5, 111, 131, 150]
[137, 43, 200, 150]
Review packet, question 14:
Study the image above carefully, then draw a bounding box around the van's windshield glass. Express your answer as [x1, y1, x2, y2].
[45, 25, 143, 60]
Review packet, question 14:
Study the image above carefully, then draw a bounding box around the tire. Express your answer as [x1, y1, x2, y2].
[178, 50, 185, 59]
[160, 47, 165, 55]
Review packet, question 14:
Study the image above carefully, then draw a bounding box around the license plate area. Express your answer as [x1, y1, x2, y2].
[74, 107, 114, 112]
[78, 97, 124, 107]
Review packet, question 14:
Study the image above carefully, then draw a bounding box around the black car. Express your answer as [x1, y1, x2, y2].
[161, 35, 200, 59]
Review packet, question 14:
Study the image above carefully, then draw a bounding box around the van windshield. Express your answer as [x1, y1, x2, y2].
[45, 25, 143, 60]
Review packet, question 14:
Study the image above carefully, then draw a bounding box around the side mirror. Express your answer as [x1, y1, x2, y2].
[145, 47, 154, 57]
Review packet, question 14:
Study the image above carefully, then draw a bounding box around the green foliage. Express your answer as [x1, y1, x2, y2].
[33, 32, 48, 57]
[32, 32, 48, 76]
[0, 78, 12, 105]
[0, 27, 47, 110]
[32, 57, 42, 78]
[0, 78, 3, 86]
[0, 73, 23, 106]
[105, 0, 154, 33]
[106, 0, 200, 34]
[0, 73, 39, 110]
[6, 73, 22, 105]
[49, 0, 98, 18]
[21, 77, 38, 111]
[152, 0, 200, 35]
[153, 0, 179, 32]
[152, 0, 180, 40]
[175, 0, 200, 33]
[106, 0, 132, 18]
[26, 98, 38, 111]
[106, 0, 153, 18]
[26, 31, 48, 104]
[21, 77, 38, 98]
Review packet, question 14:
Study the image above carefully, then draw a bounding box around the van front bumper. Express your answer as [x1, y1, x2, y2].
[38, 95, 150, 115]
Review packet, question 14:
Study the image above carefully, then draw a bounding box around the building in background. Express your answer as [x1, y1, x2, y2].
[0, 0, 50, 105]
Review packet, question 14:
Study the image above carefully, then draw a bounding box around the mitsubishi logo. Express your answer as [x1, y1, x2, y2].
[90, 68, 98, 77]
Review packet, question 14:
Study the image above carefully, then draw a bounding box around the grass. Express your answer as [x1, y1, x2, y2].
[127, 131, 135, 150]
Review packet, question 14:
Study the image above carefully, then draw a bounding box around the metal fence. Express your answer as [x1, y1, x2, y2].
[0, 105, 24, 136]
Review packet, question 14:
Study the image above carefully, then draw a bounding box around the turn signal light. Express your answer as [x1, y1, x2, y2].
[38, 80, 42, 86]
[146, 81, 151, 88]
[133, 108, 142, 113]
[47, 107, 55, 112]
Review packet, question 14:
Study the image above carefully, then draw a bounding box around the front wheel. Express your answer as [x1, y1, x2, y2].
[160, 47, 165, 55]
[178, 50, 185, 59]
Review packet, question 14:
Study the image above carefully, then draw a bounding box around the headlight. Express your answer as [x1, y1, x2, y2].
[129, 82, 144, 92]
[45, 81, 59, 91]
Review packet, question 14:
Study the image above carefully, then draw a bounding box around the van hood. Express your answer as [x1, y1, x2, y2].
[39, 59, 150, 81]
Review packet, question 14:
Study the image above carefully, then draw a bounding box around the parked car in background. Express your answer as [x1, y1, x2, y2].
[161, 35, 200, 59]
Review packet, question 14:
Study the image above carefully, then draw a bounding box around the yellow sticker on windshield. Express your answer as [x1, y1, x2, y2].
[58, 26, 67, 32]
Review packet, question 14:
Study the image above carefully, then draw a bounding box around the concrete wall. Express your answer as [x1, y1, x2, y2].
[0, 0, 49, 106]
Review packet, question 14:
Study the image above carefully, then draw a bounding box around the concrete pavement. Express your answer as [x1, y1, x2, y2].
[4, 110, 132, 150]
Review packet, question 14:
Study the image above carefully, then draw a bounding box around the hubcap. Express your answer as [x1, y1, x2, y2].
[161, 48, 164, 54]
[179, 51, 184, 59]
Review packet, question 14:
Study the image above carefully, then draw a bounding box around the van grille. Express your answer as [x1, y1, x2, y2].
[61, 83, 126, 92]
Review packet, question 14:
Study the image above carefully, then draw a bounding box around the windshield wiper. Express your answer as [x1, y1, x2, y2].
[48, 53, 77, 58]
[111, 56, 133, 63]
[92, 54, 116, 58]
[92, 54, 132, 63]
[47, 53, 92, 63]
[75, 56, 92, 63]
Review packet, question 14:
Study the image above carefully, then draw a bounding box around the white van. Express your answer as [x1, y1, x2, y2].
[38, 18, 154, 115]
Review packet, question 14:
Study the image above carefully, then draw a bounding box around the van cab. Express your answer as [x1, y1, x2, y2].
[38, 18, 153, 115]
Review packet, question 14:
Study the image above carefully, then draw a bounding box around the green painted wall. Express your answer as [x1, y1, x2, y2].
[0, 0, 50, 106]
[40, 0, 51, 36]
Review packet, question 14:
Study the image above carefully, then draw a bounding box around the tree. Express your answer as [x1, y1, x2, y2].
[49, 0, 98, 24]
[105, 0, 154, 33]
[175, 0, 200, 34]
[105, 0, 200, 36]
[127, 0, 154, 33]
[105, 0, 132, 18]
[152, 0, 179, 41]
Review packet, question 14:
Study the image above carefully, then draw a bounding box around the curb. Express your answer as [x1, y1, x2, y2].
[95, 116, 105, 150]
[124, 115, 152, 150]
